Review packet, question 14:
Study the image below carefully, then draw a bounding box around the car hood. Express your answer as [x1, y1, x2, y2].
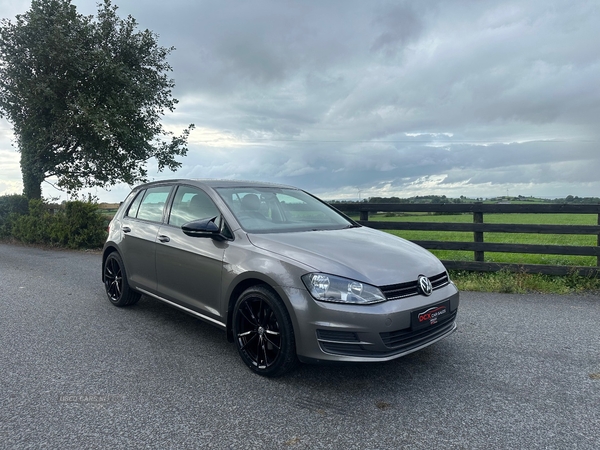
[247, 226, 446, 286]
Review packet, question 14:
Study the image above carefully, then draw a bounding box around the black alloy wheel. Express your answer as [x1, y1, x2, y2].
[103, 252, 141, 307]
[233, 285, 297, 377]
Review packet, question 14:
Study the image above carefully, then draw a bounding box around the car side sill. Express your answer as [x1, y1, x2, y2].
[136, 288, 227, 329]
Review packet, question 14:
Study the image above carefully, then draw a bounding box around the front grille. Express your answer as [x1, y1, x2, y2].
[380, 310, 457, 350]
[381, 271, 450, 300]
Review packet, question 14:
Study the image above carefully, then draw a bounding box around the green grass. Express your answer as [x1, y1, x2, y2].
[352, 213, 599, 267]
[449, 270, 600, 294]
[97, 203, 119, 219]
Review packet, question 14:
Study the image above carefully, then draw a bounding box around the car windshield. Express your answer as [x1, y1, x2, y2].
[215, 187, 355, 233]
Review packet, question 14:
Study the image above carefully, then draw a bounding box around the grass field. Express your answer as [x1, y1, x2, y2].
[350, 213, 599, 267]
[97, 203, 120, 218]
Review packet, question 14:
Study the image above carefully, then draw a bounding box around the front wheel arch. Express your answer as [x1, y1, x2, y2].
[232, 284, 298, 377]
[225, 275, 296, 341]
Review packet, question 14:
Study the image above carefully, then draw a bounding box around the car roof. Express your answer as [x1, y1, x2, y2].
[132, 179, 299, 191]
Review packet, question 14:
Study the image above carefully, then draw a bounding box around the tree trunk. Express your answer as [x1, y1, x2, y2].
[20, 151, 45, 199]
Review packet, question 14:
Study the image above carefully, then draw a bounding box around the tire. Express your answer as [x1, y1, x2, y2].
[233, 285, 298, 377]
[103, 251, 141, 307]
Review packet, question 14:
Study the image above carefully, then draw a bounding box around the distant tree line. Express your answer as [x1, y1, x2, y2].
[329, 194, 600, 204]
[552, 195, 600, 204]
[366, 195, 468, 204]
[331, 195, 483, 204]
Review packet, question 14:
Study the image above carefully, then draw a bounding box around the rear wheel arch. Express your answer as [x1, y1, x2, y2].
[102, 245, 119, 281]
[103, 250, 141, 306]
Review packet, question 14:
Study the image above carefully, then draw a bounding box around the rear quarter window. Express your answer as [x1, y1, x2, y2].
[125, 190, 144, 218]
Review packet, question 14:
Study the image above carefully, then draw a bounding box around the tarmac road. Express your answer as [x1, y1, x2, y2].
[0, 242, 599, 449]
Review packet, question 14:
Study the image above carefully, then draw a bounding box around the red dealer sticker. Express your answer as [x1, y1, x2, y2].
[411, 301, 450, 330]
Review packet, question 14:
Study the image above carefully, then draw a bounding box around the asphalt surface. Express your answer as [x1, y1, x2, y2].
[0, 242, 599, 449]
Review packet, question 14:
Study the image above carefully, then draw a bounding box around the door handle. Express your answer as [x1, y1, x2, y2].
[158, 235, 170, 243]
[122, 226, 131, 233]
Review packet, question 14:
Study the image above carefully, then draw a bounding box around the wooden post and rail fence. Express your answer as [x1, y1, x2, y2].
[332, 203, 600, 276]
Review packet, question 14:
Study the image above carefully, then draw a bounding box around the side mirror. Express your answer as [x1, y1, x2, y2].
[181, 216, 225, 240]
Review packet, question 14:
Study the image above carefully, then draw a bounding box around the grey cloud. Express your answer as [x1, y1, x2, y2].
[370, 4, 423, 56]
[174, 137, 596, 196]
[112, 0, 600, 144]
[2, 0, 599, 201]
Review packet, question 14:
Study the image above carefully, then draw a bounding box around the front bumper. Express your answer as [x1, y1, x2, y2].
[282, 283, 459, 363]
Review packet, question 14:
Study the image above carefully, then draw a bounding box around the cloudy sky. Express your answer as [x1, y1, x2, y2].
[1, 0, 599, 202]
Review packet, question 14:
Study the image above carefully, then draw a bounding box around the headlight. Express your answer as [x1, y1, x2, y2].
[301, 273, 386, 305]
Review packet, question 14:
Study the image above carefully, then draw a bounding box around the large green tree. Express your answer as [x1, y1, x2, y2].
[0, 0, 194, 198]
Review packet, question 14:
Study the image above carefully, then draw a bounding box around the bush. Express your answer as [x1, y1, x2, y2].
[0, 194, 29, 236]
[11, 199, 55, 244]
[10, 198, 107, 249]
[51, 200, 107, 249]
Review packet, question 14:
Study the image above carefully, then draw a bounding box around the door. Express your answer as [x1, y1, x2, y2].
[119, 185, 172, 292]
[155, 185, 227, 321]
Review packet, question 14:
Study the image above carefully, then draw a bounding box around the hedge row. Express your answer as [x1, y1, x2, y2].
[0, 195, 107, 249]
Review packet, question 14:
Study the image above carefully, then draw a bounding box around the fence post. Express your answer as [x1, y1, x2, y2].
[360, 210, 369, 221]
[474, 204, 484, 262]
[597, 212, 600, 267]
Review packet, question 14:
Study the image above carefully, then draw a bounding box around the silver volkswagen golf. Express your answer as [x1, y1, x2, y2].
[102, 179, 459, 376]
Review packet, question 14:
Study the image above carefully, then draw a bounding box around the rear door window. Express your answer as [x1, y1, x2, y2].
[135, 186, 172, 222]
